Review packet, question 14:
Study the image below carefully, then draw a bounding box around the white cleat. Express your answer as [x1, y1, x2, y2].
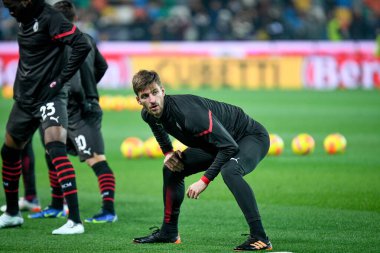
[0, 197, 41, 213]
[52, 219, 84, 235]
[0, 212, 24, 228]
[18, 197, 41, 212]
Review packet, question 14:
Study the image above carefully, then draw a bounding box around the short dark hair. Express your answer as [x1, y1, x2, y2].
[53, 0, 76, 22]
[132, 70, 162, 95]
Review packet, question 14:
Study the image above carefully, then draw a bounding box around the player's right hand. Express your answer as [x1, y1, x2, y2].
[81, 99, 101, 117]
[164, 150, 184, 172]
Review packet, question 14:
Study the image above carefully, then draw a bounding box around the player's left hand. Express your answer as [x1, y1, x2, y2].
[164, 150, 184, 172]
[186, 180, 208, 199]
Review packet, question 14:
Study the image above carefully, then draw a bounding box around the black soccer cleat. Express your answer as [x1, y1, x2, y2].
[133, 227, 181, 244]
[234, 235, 272, 251]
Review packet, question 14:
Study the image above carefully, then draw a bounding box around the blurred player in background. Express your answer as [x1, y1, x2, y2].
[28, 0, 117, 223]
[0, 0, 91, 234]
[132, 70, 272, 251]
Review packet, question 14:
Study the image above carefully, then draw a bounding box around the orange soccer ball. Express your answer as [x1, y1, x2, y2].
[143, 137, 164, 158]
[323, 133, 347, 154]
[268, 134, 284, 156]
[120, 137, 144, 159]
[1, 85, 13, 99]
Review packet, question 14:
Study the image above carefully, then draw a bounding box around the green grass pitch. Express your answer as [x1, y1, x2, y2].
[0, 88, 379, 253]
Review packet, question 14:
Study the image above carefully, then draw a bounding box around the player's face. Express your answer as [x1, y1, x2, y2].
[137, 82, 165, 118]
[3, 0, 32, 21]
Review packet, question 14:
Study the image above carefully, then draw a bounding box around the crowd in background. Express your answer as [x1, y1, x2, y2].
[1, 0, 380, 41]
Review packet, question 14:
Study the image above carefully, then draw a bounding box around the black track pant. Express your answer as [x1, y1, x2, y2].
[161, 124, 269, 236]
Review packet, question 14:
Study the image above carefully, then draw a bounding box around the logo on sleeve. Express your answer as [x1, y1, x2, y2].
[49, 81, 57, 88]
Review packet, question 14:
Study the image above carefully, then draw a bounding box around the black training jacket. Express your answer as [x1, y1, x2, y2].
[142, 94, 257, 181]
[13, 3, 90, 106]
[69, 33, 108, 105]
[79, 34, 108, 100]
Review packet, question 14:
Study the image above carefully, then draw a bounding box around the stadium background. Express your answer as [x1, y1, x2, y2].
[0, 0, 380, 252]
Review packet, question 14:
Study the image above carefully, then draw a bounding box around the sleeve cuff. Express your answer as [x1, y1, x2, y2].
[164, 150, 174, 156]
[200, 176, 211, 185]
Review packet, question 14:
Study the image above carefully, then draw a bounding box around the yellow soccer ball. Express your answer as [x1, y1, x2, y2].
[120, 137, 144, 159]
[268, 134, 284, 156]
[291, 133, 315, 155]
[99, 95, 112, 111]
[324, 133, 347, 154]
[172, 139, 187, 152]
[124, 95, 142, 111]
[143, 137, 164, 158]
[112, 96, 126, 111]
[1, 85, 13, 99]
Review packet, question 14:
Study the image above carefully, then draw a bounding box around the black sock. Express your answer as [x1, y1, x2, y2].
[46, 141, 80, 223]
[45, 153, 64, 210]
[160, 167, 184, 236]
[92, 161, 115, 214]
[1, 144, 22, 215]
[21, 141, 37, 201]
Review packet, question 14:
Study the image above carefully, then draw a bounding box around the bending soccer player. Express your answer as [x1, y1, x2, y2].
[29, 0, 117, 223]
[132, 70, 272, 251]
[0, 0, 91, 234]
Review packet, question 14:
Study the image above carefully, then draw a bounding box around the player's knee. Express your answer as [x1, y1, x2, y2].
[221, 162, 243, 182]
[163, 166, 185, 181]
[86, 154, 106, 167]
[4, 133, 25, 149]
[43, 126, 67, 144]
